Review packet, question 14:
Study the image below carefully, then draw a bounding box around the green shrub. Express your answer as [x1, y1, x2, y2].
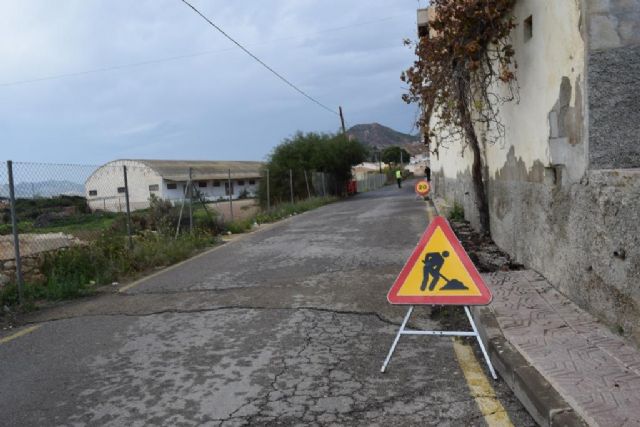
[146, 195, 180, 236]
[0, 282, 47, 307]
[254, 196, 336, 225]
[238, 189, 250, 199]
[14, 232, 217, 303]
[448, 203, 465, 221]
[225, 218, 254, 234]
[0, 221, 34, 236]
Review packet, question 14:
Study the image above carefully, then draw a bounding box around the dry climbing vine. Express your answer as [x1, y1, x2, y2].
[401, 0, 518, 234]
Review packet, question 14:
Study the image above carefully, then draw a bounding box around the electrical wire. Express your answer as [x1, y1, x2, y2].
[180, 0, 338, 116]
[0, 50, 230, 88]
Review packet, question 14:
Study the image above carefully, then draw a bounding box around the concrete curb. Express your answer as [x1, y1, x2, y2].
[470, 306, 588, 427]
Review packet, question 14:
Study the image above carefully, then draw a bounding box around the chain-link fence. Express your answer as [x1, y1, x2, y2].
[0, 160, 387, 304]
[354, 173, 388, 193]
[0, 160, 266, 302]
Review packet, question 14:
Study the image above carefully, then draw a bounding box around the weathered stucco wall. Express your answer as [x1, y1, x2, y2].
[430, 0, 640, 342]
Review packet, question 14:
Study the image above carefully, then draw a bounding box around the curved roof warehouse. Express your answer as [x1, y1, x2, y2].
[85, 159, 264, 212]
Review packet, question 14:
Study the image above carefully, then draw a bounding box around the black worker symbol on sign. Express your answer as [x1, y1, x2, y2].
[420, 251, 469, 292]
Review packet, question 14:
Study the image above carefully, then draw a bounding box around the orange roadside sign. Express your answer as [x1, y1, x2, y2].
[414, 180, 430, 196]
[387, 216, 491, 305]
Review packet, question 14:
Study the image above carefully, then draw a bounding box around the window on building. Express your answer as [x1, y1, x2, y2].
[198, 181, 207, 188]
[237, 180, 245, 186]
[89, 190, 97, 196]
[117, 187, 126, 194]
[524, 15, 533, 42]
[149, 184, 159, 192]
[418, 23, 429, 39]
[249, 179, 256, 185]
[167, 183, 177, 190]
[213, 180, 220, 187]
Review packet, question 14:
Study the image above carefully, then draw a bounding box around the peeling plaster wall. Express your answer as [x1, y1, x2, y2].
[430, 0, 640, 343]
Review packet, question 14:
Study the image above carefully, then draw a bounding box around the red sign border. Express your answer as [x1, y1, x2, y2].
[387, 216, 492, 305]
[414, 180, 431, 196]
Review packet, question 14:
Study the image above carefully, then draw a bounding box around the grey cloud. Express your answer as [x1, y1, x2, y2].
[0, 0, 418, 164]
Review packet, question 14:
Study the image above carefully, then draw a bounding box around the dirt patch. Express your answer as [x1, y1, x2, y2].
[449, 219, 524, 273]
[429, 219, 523, 329]
[208, 199, 259, 222]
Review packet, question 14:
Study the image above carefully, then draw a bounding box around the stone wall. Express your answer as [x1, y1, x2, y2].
[434, 167, 640, 342]
[0, 254, 47, 289]
[587, 0, 640, 168]
[0, 232, 80, 291]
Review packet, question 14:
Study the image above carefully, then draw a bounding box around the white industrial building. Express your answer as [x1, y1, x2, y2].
[85, 159, 263, 212]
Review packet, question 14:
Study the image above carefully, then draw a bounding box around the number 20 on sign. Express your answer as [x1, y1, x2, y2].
[415, 180, 430, 197]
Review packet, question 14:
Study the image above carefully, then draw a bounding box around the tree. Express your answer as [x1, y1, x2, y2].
[381, 146, 411, 164]
[401, 0, 517, 234]
[259, 132, 368, 206]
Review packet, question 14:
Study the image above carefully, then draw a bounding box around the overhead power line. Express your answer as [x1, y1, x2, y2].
[0, 50, 227, 88]
[0, 14, 406, 89]
[179, 0, 339, 116]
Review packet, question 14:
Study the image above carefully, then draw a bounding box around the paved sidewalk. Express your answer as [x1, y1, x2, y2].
[473, 269, 640, 426]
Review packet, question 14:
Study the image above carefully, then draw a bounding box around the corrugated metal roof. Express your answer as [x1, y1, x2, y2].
[133, 159, 264, 181]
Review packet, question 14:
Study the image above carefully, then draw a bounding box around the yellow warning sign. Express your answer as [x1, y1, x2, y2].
[387, 216, 491, 305]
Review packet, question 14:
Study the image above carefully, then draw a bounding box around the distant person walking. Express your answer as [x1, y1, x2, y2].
[395, 169, 402, 188]
[424, 165, 431, 182]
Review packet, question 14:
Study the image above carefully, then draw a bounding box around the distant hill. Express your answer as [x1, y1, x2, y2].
[0, 180, 84, 198]
[347, 123, 420, 149]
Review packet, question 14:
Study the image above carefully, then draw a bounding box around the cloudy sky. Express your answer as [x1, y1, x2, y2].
[0, 0, 423, 165]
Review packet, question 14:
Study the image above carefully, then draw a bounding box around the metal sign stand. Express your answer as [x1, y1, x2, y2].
[380, 305, 497, 379]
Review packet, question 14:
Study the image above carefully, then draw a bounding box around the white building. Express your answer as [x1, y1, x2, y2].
[85, 159, 263, 212]
[420, 2, 640, 340]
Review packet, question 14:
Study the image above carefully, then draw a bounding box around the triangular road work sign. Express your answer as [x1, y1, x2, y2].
[387, 216, 492, 305]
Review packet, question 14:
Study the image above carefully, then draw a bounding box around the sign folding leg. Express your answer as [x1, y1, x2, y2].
[380, 305, 497, 379]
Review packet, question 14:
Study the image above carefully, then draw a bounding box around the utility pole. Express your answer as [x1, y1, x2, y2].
[289, 169, 294, 204]
[400, 150, 403, 166]
[378, 150, 382, 173]
[188, 167, 193, 233]
[228, 169, 233, 221]
[304, 170, 311, 199]
[339, 106, 346, 135]
[266, 169, 271, 210]
[123, 165, 133, 250]
[7, 161, 24, 305]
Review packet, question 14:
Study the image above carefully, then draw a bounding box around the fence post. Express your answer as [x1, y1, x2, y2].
[322, 172, 326, 197]
[266, 168, 271, 210]
[228, 169, 233, 221]
[6, 161, 24, 305]
[289, 169, 294, 204]
[123, 165, 134, 249]
[304, 170, 311, 199]
[188, 167, 193, 233]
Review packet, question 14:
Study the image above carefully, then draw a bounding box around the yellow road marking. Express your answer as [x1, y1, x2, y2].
[0, 325, 41, 345]
[425, 203, 512, 426]
[453, 338, 514, 427]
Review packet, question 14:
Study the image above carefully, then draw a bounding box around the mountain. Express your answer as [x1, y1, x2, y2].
[0, 180, 85, 198]
[346, 123, 420, 149]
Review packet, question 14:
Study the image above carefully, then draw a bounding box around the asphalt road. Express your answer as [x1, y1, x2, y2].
[0, 182, 535, 426]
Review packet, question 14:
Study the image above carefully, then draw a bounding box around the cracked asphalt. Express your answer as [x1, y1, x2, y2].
[0, 183, 535, 426]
